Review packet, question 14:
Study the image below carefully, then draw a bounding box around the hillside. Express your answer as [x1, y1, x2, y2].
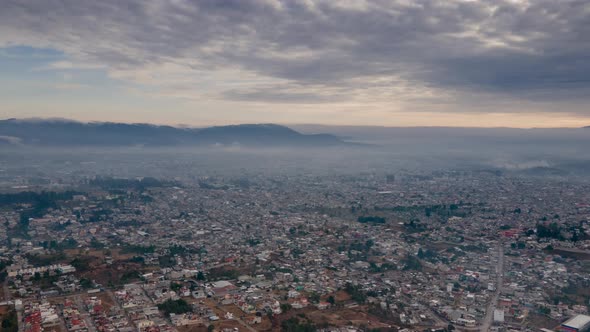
[0, 119, 347, 147]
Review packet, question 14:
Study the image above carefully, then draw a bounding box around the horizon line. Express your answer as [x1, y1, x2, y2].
[2, 117, 589, 130]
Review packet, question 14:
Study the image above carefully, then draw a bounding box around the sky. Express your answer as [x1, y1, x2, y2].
[1, 0, 589, 128]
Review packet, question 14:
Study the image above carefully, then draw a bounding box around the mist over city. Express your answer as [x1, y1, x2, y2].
[1, 1, 590, 332]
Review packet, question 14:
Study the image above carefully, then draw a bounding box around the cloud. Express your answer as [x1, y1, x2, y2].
[0, 0, 589, 112]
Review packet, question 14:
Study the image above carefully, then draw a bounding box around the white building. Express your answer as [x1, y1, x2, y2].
[494, 309, 505, 323]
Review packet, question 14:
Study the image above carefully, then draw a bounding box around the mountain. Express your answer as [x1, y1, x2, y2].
[194, 124, 343, 146]
[0, 119, 348, 147]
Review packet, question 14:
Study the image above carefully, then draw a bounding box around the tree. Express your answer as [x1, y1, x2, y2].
[327, 295, 335, 305]
[1, 310, 18, 332]
[344, 283, 366, 304]
[196, 271, 205, 281]
[357, 216, 385, 224]
[308, 292, 320, 304]
[207, 324, 215, 332]
[281, 317, 316, 332]
[417, 248, 425, 258]
[402, 254, 422, 271]
[157, 299, 192, 317]
[80, 278, 93, 289]
[170, 282, 182, 292]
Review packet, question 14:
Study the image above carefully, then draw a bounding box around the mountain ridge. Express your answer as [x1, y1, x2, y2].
[0, 118, 348, 147]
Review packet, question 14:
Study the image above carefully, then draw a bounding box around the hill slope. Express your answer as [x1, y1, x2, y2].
[0, 119, 346, 147]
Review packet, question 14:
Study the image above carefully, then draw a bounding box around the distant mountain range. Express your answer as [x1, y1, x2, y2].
[0, 119, 349, 147]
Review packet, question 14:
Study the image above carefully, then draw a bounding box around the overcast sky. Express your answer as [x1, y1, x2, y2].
[1, 0, 589, 127]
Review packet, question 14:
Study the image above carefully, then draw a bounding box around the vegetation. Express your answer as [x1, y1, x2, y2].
[308, 292, 321, 303]
[2, 191, 81, 236]
[120, 244, 156, 254]
[168, 244, 193, 256]
[0, 191, 80, 207]
[459, 244, 489, 253]
[170, 282, 183, 292]
[70, 257, 92, 272]
[90, 238, 105, 249]
[25, 252, 66, 266]
[280, 303, 292, 312]
[417, 248, 438, 262]
[344, 283, 367, 303]
[357, 216, 386, 224]
[247, 238, 261, 246]
[404, 219, 427, 232]
[369, 261, 397, 272]
[1, 310, 18, 332]
[208, 267, 239, 280]
[402, 254, 422, 271]
[280, 317, 316, 332]
[158, 255, 176, 268]
[536, 222, 564, 240]
[120, 270, 141, 283]
[80, 278, 94, 289]
[157, 299, 192, 317]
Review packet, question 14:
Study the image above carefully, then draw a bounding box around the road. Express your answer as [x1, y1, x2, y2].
[106, 289, 134, 326]
[74, 295, 98, 332]
[480, 245, 504, 332]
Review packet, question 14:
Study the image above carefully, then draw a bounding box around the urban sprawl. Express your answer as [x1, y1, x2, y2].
[1, 169, 589, 332]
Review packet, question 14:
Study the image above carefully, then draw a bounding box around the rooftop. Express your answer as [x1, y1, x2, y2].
[562, 315, 590, 330]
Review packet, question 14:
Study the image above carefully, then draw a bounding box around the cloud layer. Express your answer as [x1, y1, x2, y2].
[1, 0, 589, 118]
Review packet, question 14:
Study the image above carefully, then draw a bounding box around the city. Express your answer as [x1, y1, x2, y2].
[0, 155, 589, 332]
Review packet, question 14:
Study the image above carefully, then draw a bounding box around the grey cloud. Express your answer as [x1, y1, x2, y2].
[1, 0, 589, 107]
[223, 90, 344, 103]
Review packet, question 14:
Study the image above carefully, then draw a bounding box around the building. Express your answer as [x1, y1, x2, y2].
[493, 309, 505, 323]
[561, 315, 590, 332]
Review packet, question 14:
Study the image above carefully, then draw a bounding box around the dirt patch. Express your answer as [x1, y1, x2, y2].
[93, 292, 116, 311]
[78, 261, 157, 286]
[307, 307, 394, 329]
[550, 248, 590, 260]
[333, 290, 351, 303]
[524, 312, 560, 330]
[177, 325, 208, 332]
[215, 320, 243, 331]
[63, 248, 136, 262]
[0, 305, 11, 316]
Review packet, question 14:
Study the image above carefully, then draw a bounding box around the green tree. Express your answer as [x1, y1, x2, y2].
[327, 295, 335, 305]
[157, 299, 192, 317]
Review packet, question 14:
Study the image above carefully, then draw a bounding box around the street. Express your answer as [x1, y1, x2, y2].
[480, 245, 504, 332]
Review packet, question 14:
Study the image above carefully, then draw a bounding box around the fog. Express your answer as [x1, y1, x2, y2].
[1, 126, 590, 187]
